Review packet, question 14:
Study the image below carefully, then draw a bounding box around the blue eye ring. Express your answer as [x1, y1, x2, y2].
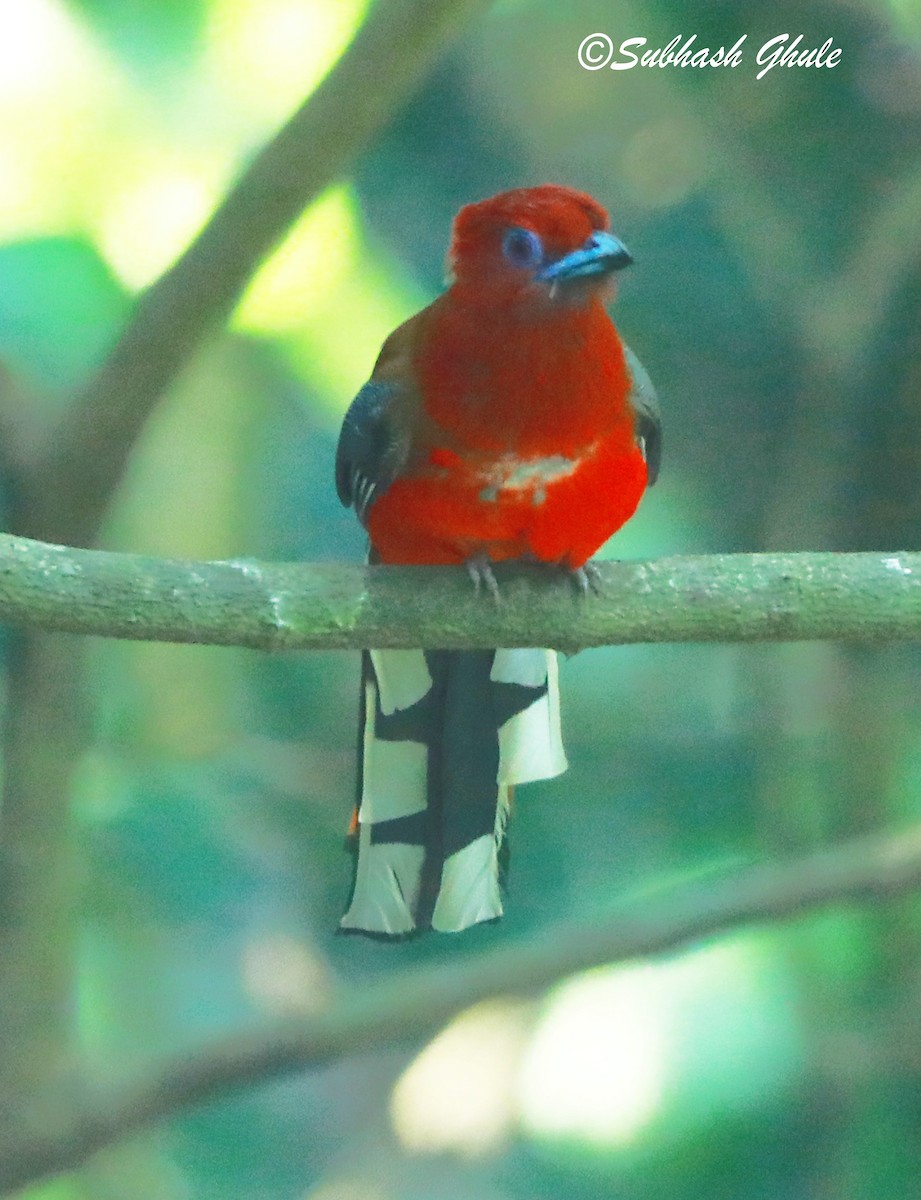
[502, 226, 543, 269]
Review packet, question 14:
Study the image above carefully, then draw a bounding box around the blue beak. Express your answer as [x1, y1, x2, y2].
[537, 231, 633, 282]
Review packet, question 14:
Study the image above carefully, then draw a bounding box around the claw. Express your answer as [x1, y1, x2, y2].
[466, 554, 502, 604]
[569, 561, 604, 596]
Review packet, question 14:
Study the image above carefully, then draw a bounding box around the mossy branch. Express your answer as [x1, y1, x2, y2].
[0, 534, 920, 650]
[3, 822, 921, 1194]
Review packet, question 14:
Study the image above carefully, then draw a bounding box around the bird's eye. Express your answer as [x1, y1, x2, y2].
[502, 226, 543, 269]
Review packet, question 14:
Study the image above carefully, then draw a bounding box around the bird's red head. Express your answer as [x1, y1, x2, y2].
[446, 184, 632, 304]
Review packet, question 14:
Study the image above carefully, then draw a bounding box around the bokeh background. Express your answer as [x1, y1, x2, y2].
[2, 0, 921, 1197]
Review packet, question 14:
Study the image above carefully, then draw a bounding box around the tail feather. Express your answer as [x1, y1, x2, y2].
[492, 649, 566, 784]
[339, 647, 567, 937]
[430, 783, 511, 933]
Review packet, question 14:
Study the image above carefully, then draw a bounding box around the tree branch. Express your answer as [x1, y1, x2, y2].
[0, 534, 919, 651]
[28, 0, 492, 545]
[3, 823, 921, 1194]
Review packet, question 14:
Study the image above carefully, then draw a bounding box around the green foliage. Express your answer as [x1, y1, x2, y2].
[65, 0, 208, 77]
[0, 238, 128, 389]
[2, 0, 921, 1198]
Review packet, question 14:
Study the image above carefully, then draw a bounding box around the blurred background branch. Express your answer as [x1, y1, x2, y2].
[0, 0, 491, 1159]
[4, 821, 921, 1195]
[10, 0, 493, 548]
[1, 536, 921, 650]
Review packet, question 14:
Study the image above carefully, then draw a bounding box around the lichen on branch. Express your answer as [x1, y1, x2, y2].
[0, 534, 919, 651]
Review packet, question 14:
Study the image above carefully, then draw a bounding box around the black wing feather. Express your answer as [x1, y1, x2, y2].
[624, 345, 662, 486]
[335, 380, 402, 524]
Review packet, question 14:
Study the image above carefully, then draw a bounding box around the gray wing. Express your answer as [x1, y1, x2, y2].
[624, 344, 662, 486]
[335, 380, 407, 526]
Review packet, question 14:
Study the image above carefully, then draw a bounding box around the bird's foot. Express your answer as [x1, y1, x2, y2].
[568, 560, 604, 597]
[465, 554, 502, 605]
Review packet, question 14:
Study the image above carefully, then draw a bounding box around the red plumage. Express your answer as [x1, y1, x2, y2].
[363, 185, 649, 568]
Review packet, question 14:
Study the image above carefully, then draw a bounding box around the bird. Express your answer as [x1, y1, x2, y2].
[335, 184, 660, 937]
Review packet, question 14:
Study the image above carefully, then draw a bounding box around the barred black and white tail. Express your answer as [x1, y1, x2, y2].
[340, 648, 567, 936]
